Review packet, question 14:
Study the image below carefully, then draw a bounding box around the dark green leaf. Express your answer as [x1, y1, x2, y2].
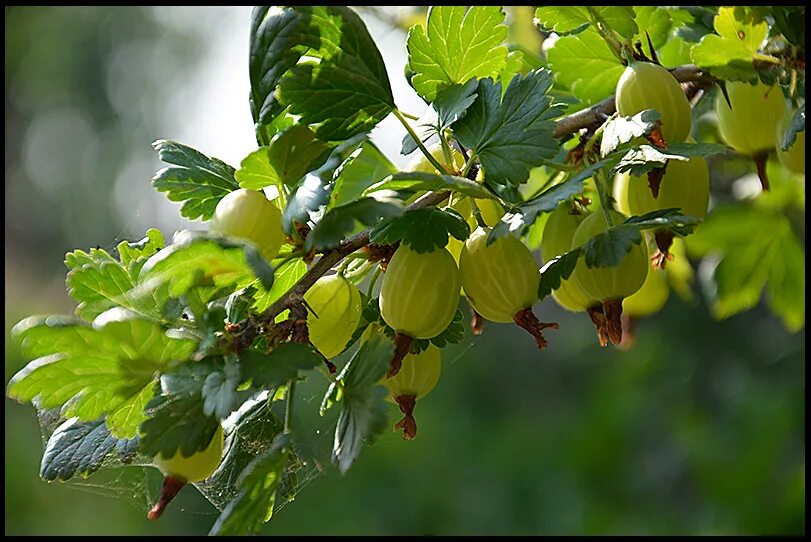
[611, 142, 729, 177]
[235, 126, 331, 192]
[582, 209, 701, 268]
[282, 175, 331, 234]
[454, 69, 563, 186]
[780, 104, 805, 151]
[330, 141, 397, 209]
[364, 171, 494, 200]
[426, 308, 465, 349]
[600, 110, 662, 157]
[690, 6, 773, 82]
[488, 159, 612, 242]
[370, 207, 470, 253]
[278, 7, 394, 142]
[333, 331, 392, 473]
[202, 358, 242, 419]
[210, 433, 291, 535]
[249, 7, 311, 145]
[138, 385, 219, 459]
[39, 417, 138, 482]
[151, 140, 239, 221]
[546, 29, 624, 106]
[538, 248, 583, 300]
[306, 197, 404, 251]
[771, 6, 805, 47]
[401, 79, 479, 155]
[407, 6, 508, 101]
[240, 343, 322, 391]
[8, 311, 196, 439]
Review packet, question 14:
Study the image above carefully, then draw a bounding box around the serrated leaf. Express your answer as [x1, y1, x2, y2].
[278, 7, 394, 142]
[582, 209, 701, 268]
[686, 204, 804, 332]
[454, 69, 562, 187]
[139, 384, 220, 459]
[489, 159, 612, 242]
[407, 6, 508, 101]
[600, 110, 662, 157]
[535, 7, 637, 39]
[780, 104, 805, 151]
[65, 231, 167, 322]
[364, 171, 494, 200]
[151, 140, 239, 221]
[538, 248, 583, 300]
[690, 7, 774, 82]
[40, 417, 138, 482]
[202, 358, 241, 419]
[236, 126, 331, 193]
[426, 308, 465, 349]
[210, 433, 291, 535]
[401, 79, 479, 155]
[137, 230, 275, 305]
[240, 343, 322, 391]
[330, 141, 397, 208]
[546, 29, 624, 106]
[333, 331, 392, 473]
[282, 175, 331, 234]
[249, 7, 312, 145]
[370, 207, 470, 253]
[8, 312, 196, 439]
[252, 259, 307, 315]
[611, 142, 729, 177]
[306, 197, 404, 251]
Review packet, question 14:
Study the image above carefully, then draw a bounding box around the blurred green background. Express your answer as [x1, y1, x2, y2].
[4, 6, 805, 536]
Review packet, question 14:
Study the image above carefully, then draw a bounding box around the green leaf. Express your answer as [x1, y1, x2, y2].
[306, 197, 404, 251]
[538, 248, 583, 300]
[426, 308, 466, 350]
[454, 69, 563, 187]
[686, 204, 804, 332]
[546, 29, 624, 106]
[330, 142, 397, 209]
[401, 79, 479, 155]
[8, 310, 196, 439]
[370, 207, 470, 253]
[252, 259, 307, 315]
[39, 417, 138, 482]
[210, 433, 291, 535]
[235, 126, 331, 193]
[239, 343, 322, 391]
[611, 142, 729, 177]
[333, 331, 392, 473]
[600, 110, 662, 157]
[780, 104, 805, 151]
[489, 159, 612, 242]
[407, 6, 508, 101]
[138, 230, 275, 305]
[364, 171, 495, 200]
[535, 7, 637, 39]
[582, 209, 701, 268]
[202, 358, 242, 419]
[116, 228, 165, 276]
[282, 175, 331, 234]
[138, 366, 220, 459]
[278, 7, 394, 142]
[151, 140, 239, 221]
[771, 6, 805, 47]
[248, 7, 311, 145]
[632, 7, 674, 52]
[690, 6, 774, 82]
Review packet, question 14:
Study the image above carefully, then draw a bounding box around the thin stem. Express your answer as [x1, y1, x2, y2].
[284, 379, 296, 434]
[272, 250, 306, 269]
[583, 112, 616, 157]
[439, 131, 457, 173]
[394, 108, 449, 174]
[469, 197, 488, 229]
[593, 168, 614, 228]
[460, 152, 477, 178]
[585, 7, 626, 64]
[399, 110, 421, 121]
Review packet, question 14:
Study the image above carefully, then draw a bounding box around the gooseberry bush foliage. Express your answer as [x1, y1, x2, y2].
[6, 5, 805, 535]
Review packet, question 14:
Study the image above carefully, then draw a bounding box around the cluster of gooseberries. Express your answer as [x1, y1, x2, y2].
[146, 57, 802, 520]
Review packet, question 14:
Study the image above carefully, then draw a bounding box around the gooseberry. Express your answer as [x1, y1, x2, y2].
[210, 188, 285, 261]
[304, 274, 362, 358]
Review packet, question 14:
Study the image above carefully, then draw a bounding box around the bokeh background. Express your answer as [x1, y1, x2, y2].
[4, 6, 805, 535]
